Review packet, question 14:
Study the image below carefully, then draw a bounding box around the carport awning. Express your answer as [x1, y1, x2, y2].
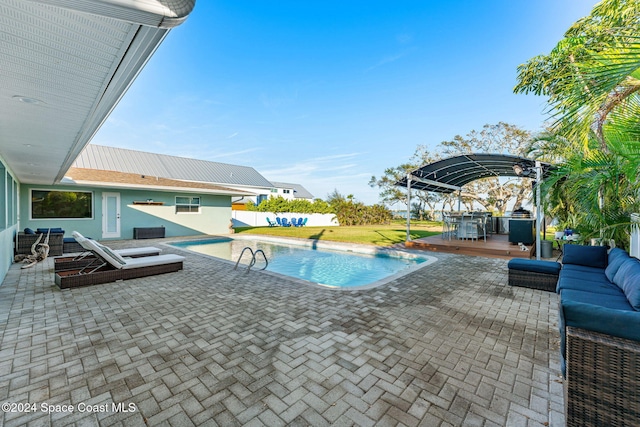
[395, 153, 555, 194]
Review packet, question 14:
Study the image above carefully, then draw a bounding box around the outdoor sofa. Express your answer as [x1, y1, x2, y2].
[556, 244, 640, 426]
[15, 228, 64, 256]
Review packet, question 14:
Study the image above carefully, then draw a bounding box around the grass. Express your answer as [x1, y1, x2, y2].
[234, 220, 442, 246]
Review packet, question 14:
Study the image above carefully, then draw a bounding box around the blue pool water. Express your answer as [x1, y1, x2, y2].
[170, 237, 430, 289]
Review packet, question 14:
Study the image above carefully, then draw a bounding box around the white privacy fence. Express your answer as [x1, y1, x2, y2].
[232, 211, 338, 227]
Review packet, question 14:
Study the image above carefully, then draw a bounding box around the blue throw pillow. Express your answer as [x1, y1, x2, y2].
[612, 258, 640, 310]
[562, 244, 608, 269]
[24, 227, 35, 235]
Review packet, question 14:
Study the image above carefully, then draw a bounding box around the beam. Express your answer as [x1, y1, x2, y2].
[409, 175, 462, 192]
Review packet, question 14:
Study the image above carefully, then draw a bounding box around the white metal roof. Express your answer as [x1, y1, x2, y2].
[0, 0, 195, 185]
[74, 144, 276, 189]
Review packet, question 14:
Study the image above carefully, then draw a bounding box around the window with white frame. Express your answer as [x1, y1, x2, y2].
[176, 196, 200, 213]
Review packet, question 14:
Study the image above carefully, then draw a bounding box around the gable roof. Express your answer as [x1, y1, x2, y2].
[270, 181, 315, 199]
[73, 144, 275, 189]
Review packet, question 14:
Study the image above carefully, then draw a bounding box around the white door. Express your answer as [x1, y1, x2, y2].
[102, 192, 121, 239]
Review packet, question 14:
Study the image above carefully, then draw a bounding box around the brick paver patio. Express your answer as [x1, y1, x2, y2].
[0, 238, 563, 426]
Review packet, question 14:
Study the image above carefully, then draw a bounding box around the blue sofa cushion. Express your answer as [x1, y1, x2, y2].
[36, 227, 64, 234]
[612, 258, 640, 310]
[562, 244, 608, 269]
[24, 227, 35, 234]
[608, 247, 630, 264]
[507, 259, 561, 275]
[557, 275, 623, 295]
[561, 264, 605, 275]
[559, 268, 608, 282]
[605, 252, 631, 282]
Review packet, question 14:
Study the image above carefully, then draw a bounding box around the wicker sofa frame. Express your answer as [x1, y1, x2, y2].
[565, 326, 640, 426]
[508, 268, 558, 292]
[15, 232, 64, 256]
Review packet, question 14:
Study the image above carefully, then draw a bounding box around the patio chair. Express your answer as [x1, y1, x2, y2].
[276, 217, 283, 226]
[55, 236, 184, 289]
[281, 218, 291, 227]
[55, 232, 163, 272]
[301, 218, 308, 226]
[290, 218, 299, 227]
[266, 217, 277, 227]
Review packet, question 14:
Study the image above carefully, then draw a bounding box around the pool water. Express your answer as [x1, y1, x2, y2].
[170, 237, 430, 289]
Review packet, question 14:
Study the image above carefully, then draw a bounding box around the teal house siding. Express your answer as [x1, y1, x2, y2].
[19, 184, 232, 241]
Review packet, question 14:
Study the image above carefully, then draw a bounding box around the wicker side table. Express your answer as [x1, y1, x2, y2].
[507, 259, 561, 292]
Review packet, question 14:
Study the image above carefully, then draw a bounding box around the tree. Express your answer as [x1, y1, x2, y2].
[515, 0, 640, 248]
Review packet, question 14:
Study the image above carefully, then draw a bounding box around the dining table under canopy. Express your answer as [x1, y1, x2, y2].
[395, 153, 555, 259]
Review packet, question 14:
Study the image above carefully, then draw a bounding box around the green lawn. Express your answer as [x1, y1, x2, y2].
[234, 221, 441, 246]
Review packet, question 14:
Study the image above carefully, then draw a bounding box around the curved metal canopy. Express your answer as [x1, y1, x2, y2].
[395, 153, 555, 194]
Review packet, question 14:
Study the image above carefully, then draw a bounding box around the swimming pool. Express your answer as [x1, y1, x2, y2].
[170, 236, 435, 289]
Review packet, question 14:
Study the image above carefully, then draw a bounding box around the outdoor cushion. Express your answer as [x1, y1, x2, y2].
[36, 227, 64, 234]
[507, 259, 561, 275]
[24, 227, 35, 234]
[612, 258, 640, 310]
[608, 247, 630, 264]
[559, 267, 608, 282]
[605, 252, 631, 282]
[560, 264, 605, 275]
[557, 276, 623, 296]
[562, 244, 608, 269]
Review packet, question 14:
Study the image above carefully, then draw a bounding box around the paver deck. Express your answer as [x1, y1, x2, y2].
[0, 238, 564, 426]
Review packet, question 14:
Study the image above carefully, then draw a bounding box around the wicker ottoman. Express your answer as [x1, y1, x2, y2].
[507, 259, 561, 292]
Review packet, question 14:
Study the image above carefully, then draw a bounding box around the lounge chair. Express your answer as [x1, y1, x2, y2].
[290, 218, 298, 227]
[55, 237, 184, 289]
[55, 231, 162, 272]
[281, 218, 291, 227]
[301, 218, 308, 226]
[276, 217, 283, 226]
[297, 217, 304, 227]
[266, 217, 277, 227]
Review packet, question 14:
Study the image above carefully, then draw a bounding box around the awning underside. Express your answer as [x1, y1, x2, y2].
[395, 153, 554, 194]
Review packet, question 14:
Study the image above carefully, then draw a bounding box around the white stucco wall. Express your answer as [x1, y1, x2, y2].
[232, 211, 338, 227]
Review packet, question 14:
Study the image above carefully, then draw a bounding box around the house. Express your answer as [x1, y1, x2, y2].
[0, 0, 197, 283]
[17, 144, 272, 239]
[232, 181, 315, 210]
[269, 182, 314, 201]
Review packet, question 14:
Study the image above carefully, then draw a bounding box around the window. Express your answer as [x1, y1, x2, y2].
[283, 189, 291, 194]
[270, 188, 278, 193]
[176, 196, 200, 213]
[31, 190, 92, 219]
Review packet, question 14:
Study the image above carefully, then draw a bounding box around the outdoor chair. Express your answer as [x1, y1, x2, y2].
[55, 232, 163, 272]
[266, 217, 277, 227]
[55, 236, 183, 289]
[441, 212, 459, 240]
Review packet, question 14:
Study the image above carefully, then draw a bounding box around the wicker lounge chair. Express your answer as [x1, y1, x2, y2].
[55, 232, 163, 272]
[55, 238, 184, 289]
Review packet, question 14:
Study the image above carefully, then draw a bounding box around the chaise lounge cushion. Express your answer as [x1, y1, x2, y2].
[562, 244, 608, 269]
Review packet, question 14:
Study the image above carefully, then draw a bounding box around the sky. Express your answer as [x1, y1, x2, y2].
[92, 1, 599, 206]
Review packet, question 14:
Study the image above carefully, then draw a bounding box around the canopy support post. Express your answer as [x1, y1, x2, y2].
[535, 161, 542, 260]
[406, 174, 412, 241]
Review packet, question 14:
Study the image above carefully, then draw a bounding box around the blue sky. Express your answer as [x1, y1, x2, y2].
[93, 1, 598, 205]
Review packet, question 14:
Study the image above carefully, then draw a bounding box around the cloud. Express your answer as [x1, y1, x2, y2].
[365, 47, 416, 72]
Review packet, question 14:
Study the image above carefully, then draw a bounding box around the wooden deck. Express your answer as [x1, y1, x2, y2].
[405, 233, 536, 260]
